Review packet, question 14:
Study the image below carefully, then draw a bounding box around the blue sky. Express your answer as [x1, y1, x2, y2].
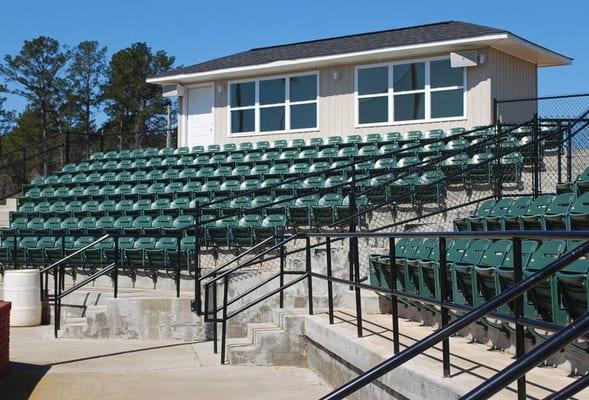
[1, 0, 587, 115]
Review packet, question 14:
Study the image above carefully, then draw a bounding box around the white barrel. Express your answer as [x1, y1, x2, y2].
[2, 270, 42, 326]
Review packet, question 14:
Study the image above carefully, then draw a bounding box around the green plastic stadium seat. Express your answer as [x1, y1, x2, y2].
[255, 141, 270, 150]
[232, 215, 262, 247]
[557, 240, 589, 322]
[454, 199, 496, 231]
[145, 198, 171, 217]
[144, 215, 173, 235]
[501, 197, 533, 230]
[312, 194, 343, 226]
[207, 216, 239, 247]
[481, 198, 514, 231]
[125, 238, 156, 268]
[288, 195, 319, 226]
[543, 193, 574, 231]
[451, 239, 492, 304]
[568, 192, 589, 230]
[86, 216, 115, 235]
[475, 240, 538, 311]
[520, 195, 554, 230]
[123, 215, 153, 236]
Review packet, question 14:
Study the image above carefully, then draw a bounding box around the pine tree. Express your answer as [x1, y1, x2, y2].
[102, 42, 174, 149]
[0, 37, 69, 175]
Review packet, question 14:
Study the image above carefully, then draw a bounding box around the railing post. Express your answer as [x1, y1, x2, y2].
[100, 129, 105, 153]
[213, 280, 218, 354]
[54, 261, 59, 338]
[513, 236, 526, 400]
[176, 233, 181, 298]
[439, 237, 450, 377]
[279, 240, 285, 309]
[113, 234, 119, 299]
[221, 274, 229, 364]
[534, 113, 541, 194]
[389, 237, 400, 354]
[348, 157, 357, 289]
[326, 237, 334, 325]
[194, 204, 201, 315]
[306, 236, 313, 315]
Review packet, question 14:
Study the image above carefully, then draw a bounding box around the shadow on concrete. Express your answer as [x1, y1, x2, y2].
[46, 340, 207, 367]
[0, 362, 50, 400]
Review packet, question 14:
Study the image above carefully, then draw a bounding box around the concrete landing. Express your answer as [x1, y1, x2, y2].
[306, 310, 589, 400]
[1, 325, 330, 400]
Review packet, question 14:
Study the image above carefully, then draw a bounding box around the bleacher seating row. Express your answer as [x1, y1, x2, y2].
[84, 126, 555, 162]
[370, 166, 589, 328]
[369, 237, 587, 325]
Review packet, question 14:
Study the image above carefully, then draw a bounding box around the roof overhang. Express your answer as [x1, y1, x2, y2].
[147, 33, 571, 86]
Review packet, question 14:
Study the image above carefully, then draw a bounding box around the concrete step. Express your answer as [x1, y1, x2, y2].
[305, 310, 588, 400]
[227, 309, 307, 366]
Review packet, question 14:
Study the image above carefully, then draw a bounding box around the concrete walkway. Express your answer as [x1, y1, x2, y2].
[1, 325, 330, 400]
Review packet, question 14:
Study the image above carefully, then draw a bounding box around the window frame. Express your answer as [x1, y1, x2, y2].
[354, 56, 467, 127]
[228, 71, 320, 136]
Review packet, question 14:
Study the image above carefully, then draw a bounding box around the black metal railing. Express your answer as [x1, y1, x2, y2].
[203, 230, 589, 400]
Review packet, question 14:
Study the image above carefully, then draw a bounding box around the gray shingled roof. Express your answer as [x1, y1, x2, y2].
[151, 21, 506, 79]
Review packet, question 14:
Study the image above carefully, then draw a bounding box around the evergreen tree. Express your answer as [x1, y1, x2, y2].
[67, 40, 107, 133]
[102, 42, 174, 148]
[0, 89, 14, 135]
[0, 37, 69, 174]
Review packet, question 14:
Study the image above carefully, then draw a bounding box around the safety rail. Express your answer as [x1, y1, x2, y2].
[0, 229, 190, 336]
[205, 230, 589, 400]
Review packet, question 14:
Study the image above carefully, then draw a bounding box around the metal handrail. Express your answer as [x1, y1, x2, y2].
[319, 235, 589, 400]
[40, 234, 110, 274]
[199, 236, 275, 282]
[53, 262, 116, 300]
[460, 311, 589, 399]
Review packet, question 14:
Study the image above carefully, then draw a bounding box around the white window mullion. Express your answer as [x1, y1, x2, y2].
[425, 60, 431, 120]
[388, 64, 394, 123]
[255, 80, 260, 133]
[285, 77, 291, 130]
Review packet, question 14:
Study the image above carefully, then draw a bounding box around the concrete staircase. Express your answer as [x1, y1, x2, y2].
[0, 198, 16, 228]
[227, 308, 308, 366]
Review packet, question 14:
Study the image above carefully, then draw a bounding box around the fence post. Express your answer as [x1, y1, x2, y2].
[557, 120, 563, 184]
[495, 119, 503, 200]
[532, 115, 540, 198]
[566, 126, 573, 183]
[513, 237, 526, 400]
[100, 129, 105, 154]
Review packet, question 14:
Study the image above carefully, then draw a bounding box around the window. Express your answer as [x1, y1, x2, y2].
[229, 73, 318, 134]
[356, 58, 465, 125]
[230, 82, 255, 133]
[357, 67, 388, 124]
